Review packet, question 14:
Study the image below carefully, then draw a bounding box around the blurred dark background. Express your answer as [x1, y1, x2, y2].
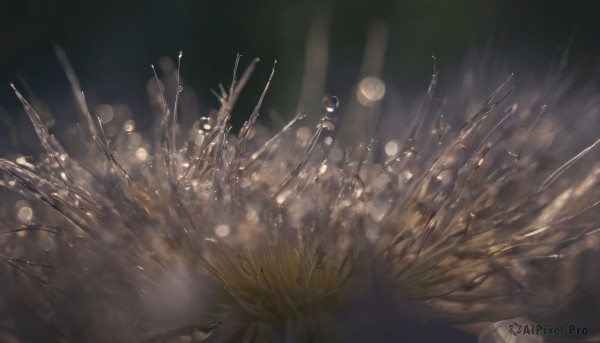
[0, 0, 599, 136]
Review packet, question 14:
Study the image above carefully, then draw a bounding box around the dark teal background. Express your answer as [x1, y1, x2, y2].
[1, 0, 599, 122]
[0, 0, 599, 151]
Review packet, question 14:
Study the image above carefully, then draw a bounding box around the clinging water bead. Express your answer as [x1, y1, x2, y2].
[322, 94, 339, 113]
[196, 116, 213, 132]
[0, 47, 599, 343]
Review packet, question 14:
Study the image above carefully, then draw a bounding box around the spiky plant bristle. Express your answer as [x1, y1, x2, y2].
[0, 42, 599, 342]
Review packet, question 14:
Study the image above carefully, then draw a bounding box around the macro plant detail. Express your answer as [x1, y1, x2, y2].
[0, 42, 599, 342]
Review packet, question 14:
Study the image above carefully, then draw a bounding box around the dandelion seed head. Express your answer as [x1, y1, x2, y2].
[0, 45, 599, 342]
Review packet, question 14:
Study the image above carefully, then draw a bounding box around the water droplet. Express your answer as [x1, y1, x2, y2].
[322, 95, 339, 113]
[403, 170, 414, 182]
[319, 164, 328, 175]
[322, 118, 335, 131]
[17, 206, 33, 223]
[353, 185, 363, 198]
[214, 224, 231, 238]
[357, 76, 386, 106]
[15, 156, 34, 169]
[384, 140, 400, 157]
[135, 148, 148, 161]
[194, 117, 213, 132]
[123, 119, 136, 132]
[276, 190, 291, 205]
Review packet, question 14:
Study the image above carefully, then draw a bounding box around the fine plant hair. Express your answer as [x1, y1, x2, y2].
[0, 37, 599, 342]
